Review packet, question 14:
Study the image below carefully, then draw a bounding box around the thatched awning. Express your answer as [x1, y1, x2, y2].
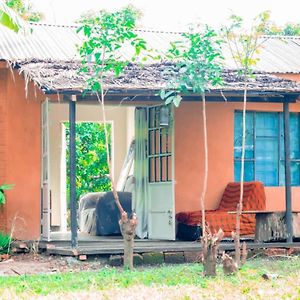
[14, 59, 300, 97]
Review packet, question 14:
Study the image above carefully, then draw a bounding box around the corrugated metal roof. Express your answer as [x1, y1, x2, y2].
[1, 23, 300, 73]
[221, 36, 300, 73]
[0, 23, 81, 61]
[246, 37, 300, 73]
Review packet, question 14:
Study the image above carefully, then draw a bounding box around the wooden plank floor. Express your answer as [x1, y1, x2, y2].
[39, 232, 300, 256]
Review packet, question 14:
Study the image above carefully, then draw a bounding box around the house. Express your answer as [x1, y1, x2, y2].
[1, 23, 300, 245]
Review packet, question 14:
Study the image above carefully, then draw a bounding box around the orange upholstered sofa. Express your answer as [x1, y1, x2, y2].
[176, 181, 266, 238]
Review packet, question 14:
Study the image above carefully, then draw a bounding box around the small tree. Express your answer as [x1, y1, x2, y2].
[161, 25, 224, 276]
[222, 12, 270, 273]
[77, 6, 147, 270]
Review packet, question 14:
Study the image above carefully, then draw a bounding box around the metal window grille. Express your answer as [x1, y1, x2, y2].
[148, 106, 172, 183]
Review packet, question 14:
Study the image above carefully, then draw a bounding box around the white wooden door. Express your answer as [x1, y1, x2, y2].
[148, 106, 175, 240]
[41, 99, 51, 241]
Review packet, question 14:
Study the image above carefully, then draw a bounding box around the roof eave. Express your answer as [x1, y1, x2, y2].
[44, 87, 300, 103]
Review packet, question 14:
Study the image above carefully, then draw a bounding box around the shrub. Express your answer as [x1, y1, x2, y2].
[0, 231, 11, 254]
[0, 184, 14, 206]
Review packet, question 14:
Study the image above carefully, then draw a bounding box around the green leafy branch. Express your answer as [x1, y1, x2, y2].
[77, 6, 148, 93]
[0, 1, 30, 33]
[161, 25, 224, 107]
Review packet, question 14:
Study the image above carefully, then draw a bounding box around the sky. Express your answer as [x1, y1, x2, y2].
[30, 0, 300, 30]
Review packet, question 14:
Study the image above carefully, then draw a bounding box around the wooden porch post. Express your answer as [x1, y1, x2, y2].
[283, 100, 293, 243]
[69, 95, 78, 249]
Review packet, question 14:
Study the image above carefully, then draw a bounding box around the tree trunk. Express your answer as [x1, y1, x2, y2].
[221, 85, 248, 274]
[235, 85, 248, 268]
[200, 93, 208, 233]
[222, 252, 238, 275]
[241, 241, 247, 266]
[202, 228, 224, 276]
[97, 90, 137, 270]
[200, 93, 225, 276]
[203, 249, 217, 276]
[119, 212, 137, 270]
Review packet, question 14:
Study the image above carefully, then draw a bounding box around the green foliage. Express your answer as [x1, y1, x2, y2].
[159, 90, 182, 107]
[247, 11, 300, 36]
[65, 122, 112, 204]
[224, 11, 270, 77]
[0, 184, 14, 206]
[0, 2, 27, 32]
[281, 23, 300, 36]
[5, 0, 42, 22]
[0, 231, 11, 254]
[161, 25, 224, 106]
[264, 22, 300, 36]
[77, 6, 147, 94]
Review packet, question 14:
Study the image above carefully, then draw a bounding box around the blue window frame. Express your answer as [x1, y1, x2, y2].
[234, 111, 300, 186]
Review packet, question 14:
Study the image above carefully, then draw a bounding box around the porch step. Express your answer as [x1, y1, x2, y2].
[39, 240, 300, 256]
[39, 240, 202, 255]
[39, 235, 254, 251]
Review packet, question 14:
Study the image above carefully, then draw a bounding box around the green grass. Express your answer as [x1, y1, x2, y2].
[0, 264, 205, 295]
[1, 257, 300, 298]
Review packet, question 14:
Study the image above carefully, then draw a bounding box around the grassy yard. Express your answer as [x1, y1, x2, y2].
[1, 256, 300, 299]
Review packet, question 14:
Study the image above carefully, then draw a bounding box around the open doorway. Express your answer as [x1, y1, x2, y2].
[61, 122, 113, 231]
[43, 102, 134, 240]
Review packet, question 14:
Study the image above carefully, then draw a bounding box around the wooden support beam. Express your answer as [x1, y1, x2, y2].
[283, 100, 293, 243]
[69, 96, 78, 249]
[72, 95, 291, 104]
[47, 88, 300, 103]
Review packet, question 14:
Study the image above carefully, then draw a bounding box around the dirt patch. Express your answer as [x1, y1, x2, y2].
[0, 253, 107, 276]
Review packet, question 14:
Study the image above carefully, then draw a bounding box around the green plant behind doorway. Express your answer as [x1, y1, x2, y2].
[65, 122, 112, 207]
[0, 231, 11, 254]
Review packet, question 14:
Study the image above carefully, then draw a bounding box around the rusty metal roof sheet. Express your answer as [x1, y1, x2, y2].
[1, 23, 300, 74]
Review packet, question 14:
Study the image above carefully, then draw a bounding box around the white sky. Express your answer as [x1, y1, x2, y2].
[30, 0, 300, 30]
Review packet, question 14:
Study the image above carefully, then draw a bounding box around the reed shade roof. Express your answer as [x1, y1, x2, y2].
[14, 59, 300, 95]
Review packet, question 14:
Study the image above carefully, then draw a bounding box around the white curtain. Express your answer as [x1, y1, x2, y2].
[134, 107, 149, 239]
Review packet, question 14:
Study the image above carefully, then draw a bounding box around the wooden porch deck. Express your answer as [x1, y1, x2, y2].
[38, 232, 300, 256]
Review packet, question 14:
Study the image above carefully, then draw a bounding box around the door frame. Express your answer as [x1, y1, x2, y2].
[41, 98, 51, 241]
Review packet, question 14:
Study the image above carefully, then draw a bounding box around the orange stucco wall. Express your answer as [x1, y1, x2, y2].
[2, 68, 44, 240]
[175, 101, 300, 213]
[2, 64, 300, 240]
